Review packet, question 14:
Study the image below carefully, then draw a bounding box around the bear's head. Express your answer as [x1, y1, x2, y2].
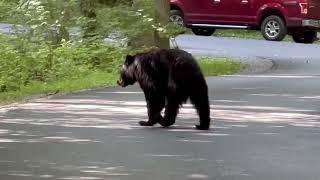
[117, 54, 137, 87]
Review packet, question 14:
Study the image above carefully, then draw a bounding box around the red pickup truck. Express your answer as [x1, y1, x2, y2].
[170, 0, 320, 43]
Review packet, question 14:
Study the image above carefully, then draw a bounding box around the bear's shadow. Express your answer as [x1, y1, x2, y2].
[148, 125, 213, 132]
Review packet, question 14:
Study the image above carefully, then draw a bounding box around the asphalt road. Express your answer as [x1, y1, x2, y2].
[0, 35, 320, 180]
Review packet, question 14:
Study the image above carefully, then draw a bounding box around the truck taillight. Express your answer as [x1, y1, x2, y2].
[299, 2, 308, 14]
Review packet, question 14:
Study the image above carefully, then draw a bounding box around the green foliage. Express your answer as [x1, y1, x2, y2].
[0, 0, 185, 46]
[0, 34, 125, 93]
[0, 0, 19, 22]
[0, 0, 244, 104]
[15, 0, 81, 44]
[0, 70, 118, 103]
[97, 1, 186, 47]
[198, 57, 245, 76]
[0, 0, 175, 100]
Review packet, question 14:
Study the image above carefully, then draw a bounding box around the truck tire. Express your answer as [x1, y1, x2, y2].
[170, 10, 184, 26]
[292, 30, 317, 44]
[261, 15, 287, 41]
[191, 28, 216, 36]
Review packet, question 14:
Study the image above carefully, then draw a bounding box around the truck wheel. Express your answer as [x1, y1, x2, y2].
[292, 30, 317, 44]
[261, 15, 287, 41]
[170, 10, 184, 26]
[191, 28, 215, 36]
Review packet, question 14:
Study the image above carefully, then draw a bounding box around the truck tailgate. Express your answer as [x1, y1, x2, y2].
[308, 0, 320, 19]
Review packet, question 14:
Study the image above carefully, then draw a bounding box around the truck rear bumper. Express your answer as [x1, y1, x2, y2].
[302, 19, 320, 28]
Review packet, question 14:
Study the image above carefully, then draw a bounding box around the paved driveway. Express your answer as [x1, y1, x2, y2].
[0, 35, 320, 180]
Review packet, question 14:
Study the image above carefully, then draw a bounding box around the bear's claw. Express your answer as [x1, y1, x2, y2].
[139, 121, 155, 126]
[195, 124, 210, 130]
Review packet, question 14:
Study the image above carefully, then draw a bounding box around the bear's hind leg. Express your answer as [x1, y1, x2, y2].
[190, 90, 211, 130]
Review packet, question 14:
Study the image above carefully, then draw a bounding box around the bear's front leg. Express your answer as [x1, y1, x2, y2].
[158, 95, 179, 128]
[139, 92, 165, 126]
[139, 114, 164, 126]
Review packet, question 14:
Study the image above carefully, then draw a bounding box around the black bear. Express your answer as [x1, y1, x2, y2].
[117, 48, 211, 130]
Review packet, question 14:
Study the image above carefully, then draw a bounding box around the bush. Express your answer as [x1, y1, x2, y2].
[0, 34, 125, 93]
[0, 0, 186, 98]
[0, 0, 19, 22]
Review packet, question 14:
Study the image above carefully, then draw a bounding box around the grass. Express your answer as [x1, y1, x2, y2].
[0, 57, 244, 104]
[0, 71, 118, 104]
[214, 29, 293, 41]
[186, 28, 296, 42]
[198, 57, 245, 76]
[186, 27, 320, 43]
[215, 29, 263, 39]
[214, 29, 320, 44]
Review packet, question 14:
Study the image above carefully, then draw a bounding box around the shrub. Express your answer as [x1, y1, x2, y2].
[0, 34, 125, 92]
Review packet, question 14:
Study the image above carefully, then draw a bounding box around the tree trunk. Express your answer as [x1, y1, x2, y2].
[128, 0, 170, 49]
[154, 0, 170, 48]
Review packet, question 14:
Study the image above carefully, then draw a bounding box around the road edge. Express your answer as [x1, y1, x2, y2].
[1, 48, 275, 110]
[181, 48, 276, 75]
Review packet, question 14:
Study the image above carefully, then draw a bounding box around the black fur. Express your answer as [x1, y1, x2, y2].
[117, 49, 211, 130]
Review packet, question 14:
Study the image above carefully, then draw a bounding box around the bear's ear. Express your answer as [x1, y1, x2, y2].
[126, 55, 135, 65]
